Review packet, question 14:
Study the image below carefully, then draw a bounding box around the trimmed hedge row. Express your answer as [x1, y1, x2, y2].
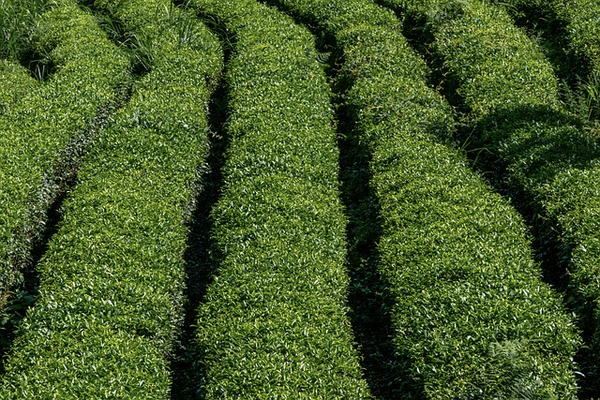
[389, 0, 600, 388]
[551, 0, 600, 72]
[0, 0, 130, 317]
[544, 0, 600, 79]
[388, 0, 562, 116]
[393, 0, 600, 316]
[500, 0, 600, 125]
[270, 0, 581, 397]
[501, 0, 600, 79]
[0, 0, 222, 397]
[184, 0, 373, 398]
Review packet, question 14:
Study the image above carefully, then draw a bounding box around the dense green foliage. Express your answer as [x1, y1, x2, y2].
[0, 60, 36, 115]
[0, 0, 222, 397]
[184, 0, 373, 398]
[553, 0, 600, 69]
[2, 0, 597, 396]
[500, 0, 600, 74]
[497, 0, 600, 123]
[0, 0, 130, 319]
[270, 0, 581, 397]
[390, 0, 600, 390]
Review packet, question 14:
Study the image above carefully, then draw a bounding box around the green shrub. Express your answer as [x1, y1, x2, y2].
[552, 0, 600, 73]
[0, 60, 36, 114]
[388, 0, 600, 391]
[500, 0, 600, 122]
[501, 0, 600, 72]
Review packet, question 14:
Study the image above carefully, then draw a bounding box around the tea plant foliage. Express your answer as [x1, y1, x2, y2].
[185, 0, 373, 397]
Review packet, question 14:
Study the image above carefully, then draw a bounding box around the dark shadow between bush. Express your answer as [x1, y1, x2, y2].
[337, 100, 411, 399]
[168, 87, 229, 400]
[168, 8, 231, 397]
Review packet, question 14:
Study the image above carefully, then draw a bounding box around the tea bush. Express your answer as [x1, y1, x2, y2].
[388, 0, 600, 390]
[501, 0, 600, 77]
[185, 0, 373, 397]
[0, 0, 130, 318]
[0, 60, 36, 115]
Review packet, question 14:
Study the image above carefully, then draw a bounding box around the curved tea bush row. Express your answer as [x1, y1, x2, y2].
[184, 0, 373, 398]
[501, 0, 600, 79]
[386, 0, 562, 115]
[0, 0, 130, 316]
[391, 0, 600, 373]
[0, 59, 37, 310]
[271, 0, 581, 397]
[550, 0, 600, 74]
[0, 0, 222, 397]
[501, 0, 600, 124]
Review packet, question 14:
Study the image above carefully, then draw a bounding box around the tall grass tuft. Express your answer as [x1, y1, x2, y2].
[0, 0, 49, 60]
[562, 70, 600, 127]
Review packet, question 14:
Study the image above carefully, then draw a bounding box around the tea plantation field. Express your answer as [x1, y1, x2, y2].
[1, 0, 599, 398]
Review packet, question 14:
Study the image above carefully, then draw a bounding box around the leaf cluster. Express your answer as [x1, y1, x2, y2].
[0, 60, 37, 115]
